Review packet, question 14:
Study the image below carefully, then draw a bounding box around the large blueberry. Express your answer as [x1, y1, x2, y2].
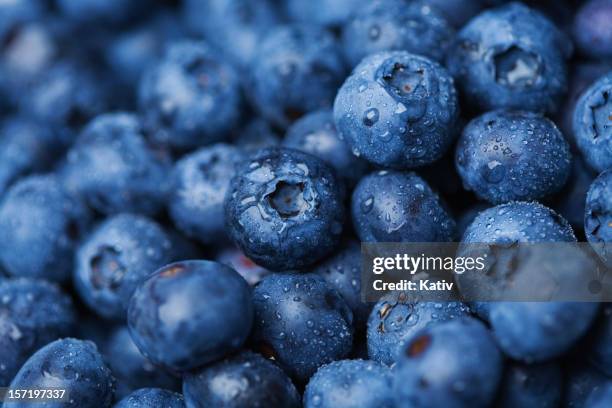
[341, 0, 455, 67]
[367, 292, 470, 365]
[573, 72, 612, 173]
[393, 317, 503, 408]
[224, 147, 345, 271]
[4, 338, 115, 408]
[495, 361, 562, 408]
[114, 388, 185, 408]
[252, 273, 353, 383]
[139, 40, 242, 150]
[585, 170, 612, 267]
[127, 260, 253, 371]
[283, 109, 368, 186]
[456, 110, 572, 204]
[59, 112, 171, 216]
[446, 2, 572, 114]
[0, 279, 76, 386]
[0, 174, 91, 282]
[104, 327, 179, 399]
[573, 0, 612, 60]
[74, 214, 178, 320]
[313, 241, 371, 330]
[183, 351, 300, 408]
[351, 170, 456, 242]
[334, 51, 459, 169]
[169, 144, 245, 245]
[303, 359, 394, 408]
[248, 24, 346, 128]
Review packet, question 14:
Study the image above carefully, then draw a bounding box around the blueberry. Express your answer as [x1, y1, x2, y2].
[0, 279, 76, 386]
[0, 174, 91, 282]
[303, 359, 394, 408]
[585, 169, 612, 267]
[4, 338, 115, 408]
[138, 40, 242, 150]
[586, 383, 612, 408]
[351, 170, 456, 242]
[283, 0, 368, 26]
[283, 109, 369, 186]
[127, 260, 253, 371]
[446, 2, 572, 114]
[0, 116, 65, 195]
[313, 241, 371, 330]
[573, 0, 612, 60]
[74, 214, 178, 319]
[224, 147, 345, 271]
[341, 0, 455, 67]
[114, 388, 185, 408]
[455, 110, 572, 204]
[588, 305, 612, 377]
[103, 326, 179, 399]
[248, 24, 346, 128]
[496, 361, 562, 408]
[252, 273, 353, 382]
[367, 292, 470, 365]
[573, 72, 612, 173]
[169, 144, 245, 245]
[58, 112, 171, 216]
[393, 317, 503, 408]
[334, 51, 459, 169]
[183, 351, 300, 408]
[56, 0, 145, 26]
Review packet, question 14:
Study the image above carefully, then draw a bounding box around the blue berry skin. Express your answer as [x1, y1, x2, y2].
[351, 170, 456, 243]
[585, 170, 612, 267]
[420, 0, 484, 28]
[104, 327, 179, 399]
[0, 117, 65, 195]
[588, 305, 612, 377]
[334, 51, 459, 169]
[0, 175, 91, 282]
[573, 72, 612, 173]
[0, 279, 76, 386]
[183, 351, 300, 408]
[564, 362, 611, 408]
[215, 247, 271, 286]
[341, 0, 455, 67]
[59, 113, 171, 216]
[283, 109, 369, 187]
[169, 144, 245, 245]
[552, 155, 596, 231]
[586, 384, 612, 408]
[496, 361, 562, 408]
[4, 338, 115, 408]
[455, 110, 572, 204]
[248, 24, 346, 129]
[446, 2, 572, 114]
[393, 317, 503, 408]
[573, 0, 612, 60]
[127, 260, 253, 371]
[313, 242, 371, 331]
[138, 41, 242, 150]
[303, 359, 394, 408]
[367, 292, 470, 365]
[74, 214, 178, 320]
[224, 147, 345, 271]
[56, 0, 144, 25]
[182, 0, 281, 67]
[252, 273, 353, 383]
[233, 119, 281, 152]
[114, 388, 185, 408]
[284, 0, 367, 26]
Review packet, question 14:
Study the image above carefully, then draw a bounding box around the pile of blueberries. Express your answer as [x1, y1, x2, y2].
[0, 0, 611, 407]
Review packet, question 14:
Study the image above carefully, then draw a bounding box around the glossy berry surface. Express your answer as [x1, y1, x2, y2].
[585, 169, 612, 267]
[495, 361, 562, 408]
[183, 351, 300, 408]
[114, 388, 185, 408]
[127, 260, 253, 371]
[334, 51, 459, 169]
[224, 147, 345, 271]
[455, 110, 572, 204]
[252, 273, 353, 383]
[446, 2, 572, 114]
[303, 359, 394, 408]
[351, 170, 456, 242]
[138, 41, 242, 150]
[5, 338, 115, 408]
